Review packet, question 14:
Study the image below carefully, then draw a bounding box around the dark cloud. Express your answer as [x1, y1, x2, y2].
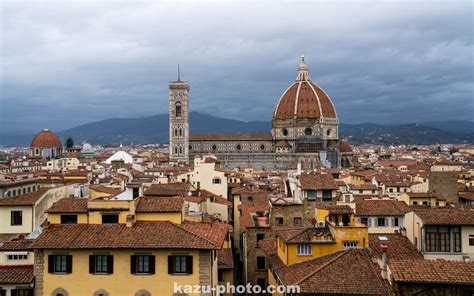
[1, 1, 473, 133]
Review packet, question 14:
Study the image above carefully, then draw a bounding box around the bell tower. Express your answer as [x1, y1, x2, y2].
[169, 68, 190, 163]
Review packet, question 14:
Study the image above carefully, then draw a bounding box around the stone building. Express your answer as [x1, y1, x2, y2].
[168, 55, 354, 169]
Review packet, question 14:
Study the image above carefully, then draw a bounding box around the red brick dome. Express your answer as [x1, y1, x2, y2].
[30, 129, 62, 148]
[273, 56, 337, 120]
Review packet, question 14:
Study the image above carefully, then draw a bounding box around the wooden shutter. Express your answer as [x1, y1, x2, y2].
[65, 255, 73, 273]
[130, 255, 137, 274]
[186, 256, 193, 274]
[149, 255, 156, 274]
[168, 256, 174, 274]
[107, 255, 114, 274]
[48, 255, 54, 273]
[89, 255, 95, 274]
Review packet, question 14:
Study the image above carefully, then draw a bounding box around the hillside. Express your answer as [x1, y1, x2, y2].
[0, 113, 472, 146]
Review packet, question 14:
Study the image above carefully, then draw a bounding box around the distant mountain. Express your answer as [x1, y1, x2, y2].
[56, 112, 271, 146]
[0, 113, 472, 146]
[421, 120, 474, 135]
[339, 123, 473, 145]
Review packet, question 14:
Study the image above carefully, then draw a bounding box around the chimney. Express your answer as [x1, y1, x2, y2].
[380, 243, 389, 279]
[126, 214, 135, 227]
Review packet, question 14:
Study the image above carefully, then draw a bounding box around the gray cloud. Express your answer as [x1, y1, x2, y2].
[1, 1, 473, 133]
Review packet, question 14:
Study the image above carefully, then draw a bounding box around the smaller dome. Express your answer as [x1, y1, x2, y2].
[31, 129, 62, 148]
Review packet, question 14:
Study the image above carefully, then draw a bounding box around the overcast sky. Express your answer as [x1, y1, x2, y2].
[1, 0, 473, 133]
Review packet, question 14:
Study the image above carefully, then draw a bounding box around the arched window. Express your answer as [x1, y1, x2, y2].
[135, 290, 151, 296]
[179, 128, 183, 137]
[51, 288, 69, 296]
[179, 146, 183, 154]
[174, 146, 178, 154]
[93, 289, 110, 296]
[175, 102, 182, 118]
[305, 128, 312, 136]
[174, 128, 178, 137]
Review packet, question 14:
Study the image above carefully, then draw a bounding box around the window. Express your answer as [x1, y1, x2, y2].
[322, 190, 332, 201]
[168, 255, 193, 275]
[344, 195, 351, 203]
[256, 233, 265, 246]
[131, 255, 155, 274]
[282, 129, 288, 136]
[372, 189, 376, 194]
[359, 190, 363, 194]
[297, 244, 312, 255]
[304, 128, 312, 136]
[236, 144, 242, 150]
[102, 214, 119, 224]
[425, 225, 461, 253]
[467, 234, 474, 247]
[48, 255, 72, 274]
[389, 188, 393, 193]
[293, 217, 302, 225]
[60, 215, 78, 225]
[212, 145, 217, 151]
[377, 217, 386, 227]
[175, 102, 182, 117]
[90, 255, 113, 274]
[343, 241, 358, 248]
[307, 190, 316, 201]
[11, 289, 32, 296]
[212, 177, 221, 184]
[11, 211, 22, 226]
[275, 217, 283, 225]
[218, 269, 224, 282]
[413, 201, 418, 205]
[7, 253, 28, 260]
[260, 144, 265, 150]
[256, 256, 266, 270]
[360, 217, 368, 226]
[393, 217, 400, 227]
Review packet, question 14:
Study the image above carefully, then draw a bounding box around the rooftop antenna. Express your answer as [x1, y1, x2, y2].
[177, 64, 181, 82]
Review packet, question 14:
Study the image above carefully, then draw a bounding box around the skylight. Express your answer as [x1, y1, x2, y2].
[378, 235, 388, 241]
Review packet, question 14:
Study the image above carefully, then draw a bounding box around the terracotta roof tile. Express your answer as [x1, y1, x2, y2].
[144, 182, 191, 197]
[355, 199, 410, 216]
[299, 172, 338, 190]
[31, 221, 224, 250]
[275, 249, 391, 295]
[0, 239, 34, 251]
[368, 233, 421, 262]
[0, 189, 48, 206]
[0, 265, 34, 284]
[414, 207, 474, 225]
[45, 198, 88, 213]
[277, 227, 333, 243]
[390, 259, 474, 284]
[218, 248, 233, 269]
[136, 196, 184, 212]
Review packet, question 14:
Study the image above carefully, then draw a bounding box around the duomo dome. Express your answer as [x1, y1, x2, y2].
[273, 55, 337, 121]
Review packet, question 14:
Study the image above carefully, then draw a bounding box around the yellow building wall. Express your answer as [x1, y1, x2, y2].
[90, 190, 114, 200]
[278, 226, 368, 265]
[267, 269, 283, 296]
[219, 269, 234, 296]
[88, 211, 130, 224]
[43, 249, 204, 296]
[47, 213, 88, 224]
[136, 212, 182, 223]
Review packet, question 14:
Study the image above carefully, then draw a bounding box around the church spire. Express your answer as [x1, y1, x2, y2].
[296, 54, 311, 81]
